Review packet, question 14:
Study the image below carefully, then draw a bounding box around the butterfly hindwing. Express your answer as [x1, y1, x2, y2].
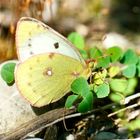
[15, 53, 90, 107]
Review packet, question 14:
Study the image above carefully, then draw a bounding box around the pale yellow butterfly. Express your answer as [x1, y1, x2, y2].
[15, 17, 91, 107]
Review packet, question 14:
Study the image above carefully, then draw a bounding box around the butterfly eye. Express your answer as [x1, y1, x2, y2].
[54, 42, 59, 49]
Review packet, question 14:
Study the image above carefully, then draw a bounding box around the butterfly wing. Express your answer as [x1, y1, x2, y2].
[15, 53, 91, 107]
[16, 17, 85, 64]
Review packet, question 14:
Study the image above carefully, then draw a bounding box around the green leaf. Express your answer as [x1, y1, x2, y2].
[107, 46, 123, 62]
[122, 64, 136, 78]
[94, 132, 118, 140]
[89, 48, 110, 68]
[110, 79, 128, 93]
[97, 56, 110, 68]
[110, 92, 125, 103]
[89, 47, 102, 59]
[108, 66, 120, 77]
[1, 62, 16, 85]
[68, 32, 85, 49]
[78, 91, 93, 113]
[121, 49, 138, 64]
[93, 69, 107, 85]
[124, 78, 137, 96]
[94, 83, 110, 98]
[126, 119, 140, 131]
[65, 95, 79, 108]
[79, 49, 88, 59]
[71, 77, 90, 97]
[136, 56, 140, 77]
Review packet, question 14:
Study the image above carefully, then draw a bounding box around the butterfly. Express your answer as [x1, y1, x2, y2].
[15, 17, 91, 107]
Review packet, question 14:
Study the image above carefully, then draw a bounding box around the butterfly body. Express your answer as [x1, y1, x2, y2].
[15, 17, 91, 107]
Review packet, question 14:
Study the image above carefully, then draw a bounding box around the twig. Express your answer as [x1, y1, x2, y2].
[121, 92, 140, 105]
[108, 101, 140, 117]
[0, 108, 76, 140]
[127, 110, 140, 121]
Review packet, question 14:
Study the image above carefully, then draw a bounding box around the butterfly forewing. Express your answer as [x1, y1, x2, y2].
[16, 17, 85, 64]
[15, 53, 90, 107]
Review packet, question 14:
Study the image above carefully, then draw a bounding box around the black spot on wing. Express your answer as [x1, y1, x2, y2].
[30, 51, 34, 55]
[54, 42, 59, 49]
[28, 43, 32, 47]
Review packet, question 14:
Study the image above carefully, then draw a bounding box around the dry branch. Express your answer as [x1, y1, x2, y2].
[0, 108, 76, 140]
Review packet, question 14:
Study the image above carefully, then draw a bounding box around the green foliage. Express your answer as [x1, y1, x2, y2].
[124, 78, 137, 96]
[119, 49, 139, 78]
[110, 79, 128, 93]
[89, 47, 102, 59]
[109, 78, 137, 103]
[126, 119, 140, 131]
[93, 69, 107, 85]
[108, 66, 120, 77]
[89, 47, 110, 68]
[67, 32, 85, 50]
[1, 62, 16, 85]
[94, 83, 110, 98]
[67, 32, 87, 59]
[97, 56, 110, 68]
[65, 77, 93, 113]
[136, 56, 140, 77]
[94, 131, 118, 140]
[78, 91, 93, 113]
[122, 64, 136, 78]
[107, 46, 123, 62]
[121, 49, 138, 64]
[79, 49, 88, 59]
[65, 39, 140, 112]
[109, 92, 124, 103]
[71, 77, 90, 97]
[65, 95, 78, 108]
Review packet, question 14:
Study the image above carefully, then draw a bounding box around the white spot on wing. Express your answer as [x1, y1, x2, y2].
[47, 69, 52, 76]
[43, 67, 53, 77]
